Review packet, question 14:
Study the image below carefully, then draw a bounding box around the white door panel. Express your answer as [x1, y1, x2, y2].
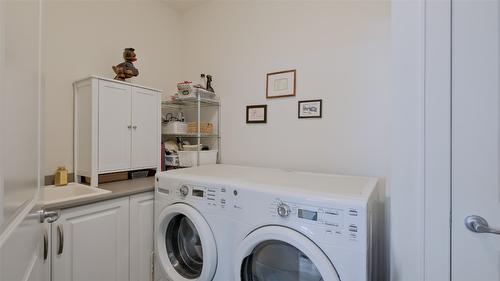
[98, 81, 132, 172]
[0, 212, 44, 281]
[0, 0, 43, 281]
[452, 0, 500, 279]
[131, 87, 158, 169]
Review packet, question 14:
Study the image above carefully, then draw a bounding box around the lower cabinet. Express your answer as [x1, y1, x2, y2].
[129, 193, 155, 281]
[51, 197, 130, 281]
[46, 192, 154, 281]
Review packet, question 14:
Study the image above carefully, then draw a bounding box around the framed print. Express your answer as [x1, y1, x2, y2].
[266, 69, 296, 98]
[246, 105, 267, 123]
[298, 99, 322, 119]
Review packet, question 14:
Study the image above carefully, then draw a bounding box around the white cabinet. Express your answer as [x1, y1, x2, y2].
[74, 76, 162, 186]
[98, 81, 132, 172]
[51, 197, 130, 281]
[129, 192, 154, 281]
[131, 88, 160, 169]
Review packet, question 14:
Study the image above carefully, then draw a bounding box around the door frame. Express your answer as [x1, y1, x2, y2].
[391, 0, 452, 280]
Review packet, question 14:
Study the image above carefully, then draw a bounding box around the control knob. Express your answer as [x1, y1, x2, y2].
[277, 203, 291, 217]
[179, 185, 189, 197]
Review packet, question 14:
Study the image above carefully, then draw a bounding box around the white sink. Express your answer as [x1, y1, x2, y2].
[40, 183, 111, 205]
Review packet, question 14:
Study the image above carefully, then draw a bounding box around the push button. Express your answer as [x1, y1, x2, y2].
[348, 209, 358, 217]
[348, 224, 358, 233]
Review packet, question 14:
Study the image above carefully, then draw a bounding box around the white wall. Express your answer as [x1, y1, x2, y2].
[180, 2, 390, 279]
[181, 1, 390, 177]
[42, 0, 182, 176]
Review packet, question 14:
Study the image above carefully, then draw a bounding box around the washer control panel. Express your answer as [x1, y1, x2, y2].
[270, 199, 362, 242]
[173, 183, 229, 209]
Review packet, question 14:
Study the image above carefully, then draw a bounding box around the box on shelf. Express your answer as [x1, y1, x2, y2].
[187, 122, 214, 135]
[162, 121, 187, 135]
[174, 87, 217, 100]
[98, 172, 128, 184]
[165, 154, 180, 167]
[178, 150, 218, 167]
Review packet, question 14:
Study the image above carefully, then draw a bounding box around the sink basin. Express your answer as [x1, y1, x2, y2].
[40, 183, 111, 205]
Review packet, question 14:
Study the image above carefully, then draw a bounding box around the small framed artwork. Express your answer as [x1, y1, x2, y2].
[266, 69, 296, 98]
[298, 99, 322, 119]
[246, 105, 267, 124]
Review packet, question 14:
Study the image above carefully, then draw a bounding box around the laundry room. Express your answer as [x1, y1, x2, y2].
[3, 0, 486, 280]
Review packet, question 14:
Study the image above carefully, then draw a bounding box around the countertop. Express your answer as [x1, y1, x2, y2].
[43, 177, 155, 210]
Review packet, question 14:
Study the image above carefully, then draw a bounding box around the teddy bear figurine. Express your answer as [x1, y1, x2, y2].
[112, 48, 139, 81]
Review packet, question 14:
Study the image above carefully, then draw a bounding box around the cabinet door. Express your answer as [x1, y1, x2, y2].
[52, 198, 130, 281]
[131, 87, 159, 169]
[98, 81, 132, 172]
[130, 192, 154, 281]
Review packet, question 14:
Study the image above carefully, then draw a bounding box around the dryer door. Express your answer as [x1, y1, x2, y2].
[234, 226, 340, 281]
[157, 203, 217, 281]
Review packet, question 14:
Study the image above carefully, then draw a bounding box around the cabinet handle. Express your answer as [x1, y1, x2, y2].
[43, 229, 48, 261]
[57, 225, 64, 255]
[127, 125, 132, 129]
[132, 125, 137, 129]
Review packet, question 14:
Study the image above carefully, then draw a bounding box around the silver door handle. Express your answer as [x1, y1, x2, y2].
[465, 215, 500, 235]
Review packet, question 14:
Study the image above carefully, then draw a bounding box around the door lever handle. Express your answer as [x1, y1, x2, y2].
[38, 210, 60, 223]
[465, 215, 500, 235]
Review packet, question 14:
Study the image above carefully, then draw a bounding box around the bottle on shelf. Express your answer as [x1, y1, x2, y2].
[199, 74, 206, 89]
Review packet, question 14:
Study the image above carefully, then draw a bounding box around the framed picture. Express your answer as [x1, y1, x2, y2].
[266, 69, 296, 98]
[298, 99, 322, 119]
[246, 105, 267, 123]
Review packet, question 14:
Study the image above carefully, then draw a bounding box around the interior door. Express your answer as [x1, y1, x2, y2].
[0, 0, 44, 281]
[131, 87, 159, 169]
[98, 80, 132, 172]
[452, 0, 500, 279]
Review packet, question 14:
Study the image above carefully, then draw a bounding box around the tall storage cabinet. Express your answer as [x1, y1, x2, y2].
[74, 77, 162, 186]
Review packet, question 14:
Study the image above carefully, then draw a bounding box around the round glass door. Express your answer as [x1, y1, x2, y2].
[166, 214, 204, 278]
[235, 226, 339, 281]
[156, 203, 217, 281]
[241, 240, 323, 281]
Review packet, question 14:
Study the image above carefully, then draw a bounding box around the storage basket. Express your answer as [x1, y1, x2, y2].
[178, 150, 218, 167]
[162, 121, 187, 135]
[187, 122, 214, 135]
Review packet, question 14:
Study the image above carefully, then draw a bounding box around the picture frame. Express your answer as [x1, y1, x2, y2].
[266, 69, 296, 98]
[298, 99, 322, 119]
[246, 105, 267, 123]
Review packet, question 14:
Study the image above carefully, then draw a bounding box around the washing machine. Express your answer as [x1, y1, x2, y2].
[156, 164, 379, 281]
[155, 169, 234, 281]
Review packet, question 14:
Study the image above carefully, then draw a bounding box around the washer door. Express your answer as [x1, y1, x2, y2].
[157, 203, 217, 281]
[234, 226, 340, 281]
